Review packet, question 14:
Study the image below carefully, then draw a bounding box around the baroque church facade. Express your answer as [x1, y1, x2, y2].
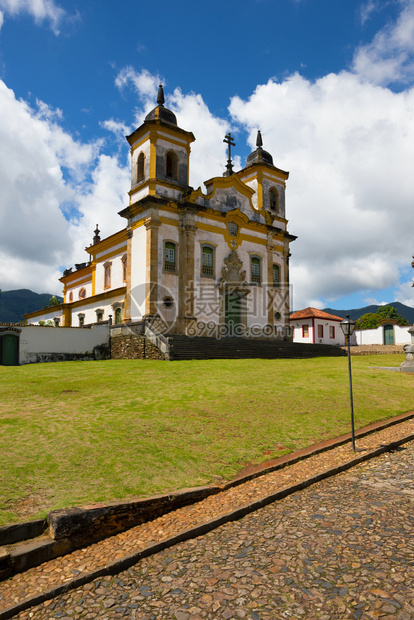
[26, 86, 296, 340]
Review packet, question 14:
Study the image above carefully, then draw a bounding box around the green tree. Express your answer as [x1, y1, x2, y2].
[376, 304, 409, 325]
[49, 296, 59, 307]
[355, 305, 409, 330]
[355, 313, 379, 330]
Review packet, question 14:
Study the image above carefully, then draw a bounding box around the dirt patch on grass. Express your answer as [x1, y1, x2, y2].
[5, 490, 51, 521]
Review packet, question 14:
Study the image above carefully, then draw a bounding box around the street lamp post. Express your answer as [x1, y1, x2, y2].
[340, 315, 357, 452]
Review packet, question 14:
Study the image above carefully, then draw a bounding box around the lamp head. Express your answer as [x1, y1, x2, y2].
[340, 315, 356, 337]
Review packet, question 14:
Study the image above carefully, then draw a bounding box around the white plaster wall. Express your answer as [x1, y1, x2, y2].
[26, 308, 63, 325]
[130, 225, 147, 319]
[19, 324, 109, 364]
[313, 319, 345, 346]
[292, 318, 357, 346]
[130, 185, 150, 203]
[95, 244, 127, 295]
[71, 295, 125, 326]
[292, 320, 314, 344]
[66, 276, 93, 303]
[242, 177, 259, 210]
[355, 324, 412, 345]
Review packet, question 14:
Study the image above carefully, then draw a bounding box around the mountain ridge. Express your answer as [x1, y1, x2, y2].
[0, 289, 63, 323]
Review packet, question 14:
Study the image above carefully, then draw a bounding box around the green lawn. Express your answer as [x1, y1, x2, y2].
[0, 355, 412, 526]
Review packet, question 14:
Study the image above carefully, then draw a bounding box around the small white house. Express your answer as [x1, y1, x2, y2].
[290, 307, 352, 346]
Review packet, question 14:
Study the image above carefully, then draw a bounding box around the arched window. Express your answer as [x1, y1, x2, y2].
[69, 291, 73, 302]
[104, 262, 111, 289]
[165, 151, 178, 179]
[114, 307, 122, 324]
[269, 187, 279, 211]
[78, 314, 85, 327]
[79, 288, 86, 299]
[227, 222, 239, 237]
[96, 309, 104, 322]
[201, 245, 214, 277]
[122, 254, 127, 283]
[137, 152, 145, 182]
[250, 256, 261, 284]
[164, 241, 177, 272]
[273, 264, 280, 287]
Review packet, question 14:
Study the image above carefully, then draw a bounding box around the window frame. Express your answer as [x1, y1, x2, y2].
[318, 324, 324, 339]
[79, 288, 86, 300]
[302, 324, 309, 338]
[137, 151, 145, 182]
[114, 307, 122, 324]
[269, 187, 279, 212]
[250, 255, 262, 285]
[272, 264, 280, 287]
[165, 150, 179, 179]
[329, 325, 335, 339]
[104, 261, 112, 289]
[227, 222, 239, 237]
[164, 241, 177, 273]
[201, 244, 215, 278]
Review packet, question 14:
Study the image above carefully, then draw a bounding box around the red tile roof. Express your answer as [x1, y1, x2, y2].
[290, 307, 344, 322]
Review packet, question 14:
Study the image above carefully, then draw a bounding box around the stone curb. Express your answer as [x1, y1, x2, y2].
[2, 429, 414, 620]
[223, 409, 414, 489]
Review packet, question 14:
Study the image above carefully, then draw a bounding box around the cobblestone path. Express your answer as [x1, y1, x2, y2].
[14, 440, 414, 619]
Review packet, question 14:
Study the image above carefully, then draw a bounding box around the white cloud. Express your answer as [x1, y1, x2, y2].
[359, 0, 382, 25]
[352, 0, 414, 85]
[0, 80, 129, 294]
[0, 0, 69, 34]
[0, 10, 4, 29]
[115, 67, 161, 113]
[68, 154, 129, 262]
[393, 278, 414, 306]
[229, 72, 414, 310]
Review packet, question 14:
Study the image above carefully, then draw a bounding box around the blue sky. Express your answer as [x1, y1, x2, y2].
[0, 0, 414, 310]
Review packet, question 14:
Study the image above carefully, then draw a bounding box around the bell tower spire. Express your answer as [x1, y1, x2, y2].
[125, 85, 195, 205]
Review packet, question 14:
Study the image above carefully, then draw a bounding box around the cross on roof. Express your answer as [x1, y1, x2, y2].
[223, 132, 236, 176]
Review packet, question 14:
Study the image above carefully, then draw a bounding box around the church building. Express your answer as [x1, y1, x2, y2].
[26, 86, 296, 340]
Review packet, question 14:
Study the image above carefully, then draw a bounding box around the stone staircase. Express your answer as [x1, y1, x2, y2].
[167, 336, 346, 361]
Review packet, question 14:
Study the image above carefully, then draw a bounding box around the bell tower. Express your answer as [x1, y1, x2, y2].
[238, 130, 288, 220]
[126, 85, 195, 205]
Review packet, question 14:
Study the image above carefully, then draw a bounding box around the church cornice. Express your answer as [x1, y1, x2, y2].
[85, 229, 127, 257]
[238, 161, 289, 181]
[126, 119, 195, 148]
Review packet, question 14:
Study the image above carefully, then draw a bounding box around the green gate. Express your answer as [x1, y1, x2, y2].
[383, 324, 395, 345]
[0, 334, 19, 366]
[225, 292, 241, 334]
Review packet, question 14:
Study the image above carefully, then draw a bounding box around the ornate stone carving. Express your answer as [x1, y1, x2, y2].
[219, 250, 247, 286]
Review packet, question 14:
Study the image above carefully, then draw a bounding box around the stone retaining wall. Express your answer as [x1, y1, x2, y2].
[342, 345, 404, 356]
[111, 335, 165, 360]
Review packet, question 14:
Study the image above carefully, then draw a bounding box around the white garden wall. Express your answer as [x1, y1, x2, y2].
[18, 324, 110, 365]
